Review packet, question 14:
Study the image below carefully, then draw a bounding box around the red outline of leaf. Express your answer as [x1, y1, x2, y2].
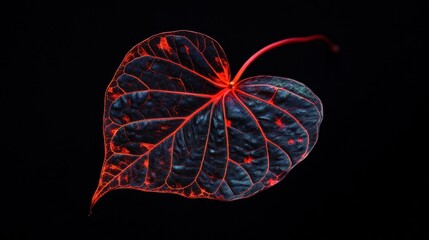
[91, 30, 336, 210]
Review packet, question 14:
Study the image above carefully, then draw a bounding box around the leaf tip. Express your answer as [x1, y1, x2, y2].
[89, 191, 101, 214]
[89, 201, 95, 216]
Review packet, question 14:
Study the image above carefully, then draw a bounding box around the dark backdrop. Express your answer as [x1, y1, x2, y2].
[3, 1, 428, 239]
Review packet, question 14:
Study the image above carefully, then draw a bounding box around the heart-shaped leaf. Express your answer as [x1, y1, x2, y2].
[91, 30, 336, 209]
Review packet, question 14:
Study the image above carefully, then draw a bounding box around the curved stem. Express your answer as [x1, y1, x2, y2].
[230, 34, 339, 85]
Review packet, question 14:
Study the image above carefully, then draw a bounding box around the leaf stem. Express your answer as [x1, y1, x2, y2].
[230, 34, 339, 85]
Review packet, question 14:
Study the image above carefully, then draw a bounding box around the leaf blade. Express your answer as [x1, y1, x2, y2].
[91, 31, 324, 209]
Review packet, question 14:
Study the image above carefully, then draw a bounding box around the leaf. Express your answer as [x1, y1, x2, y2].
[91, 30, 336, 209]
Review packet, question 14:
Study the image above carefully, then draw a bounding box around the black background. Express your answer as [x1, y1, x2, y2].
[3, 1, 428, 239]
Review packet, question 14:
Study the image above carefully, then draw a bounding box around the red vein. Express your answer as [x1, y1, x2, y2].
[131, 55, 227, 89]
[116, 83, 126, 94]
[123, 116, 186, 123]
[98, 89, 229, 197]
[110, 117, 186, 143]
[141, 155, 150, 187]
[236, 89, 310, 156]
[229, 159, 254, 185]
[170, 37, 182, 65]
[199, 97, 217, 179]
[107, 91, 212, 124]
[170, 72, 187, 92]
[123, 73, 150, 90]
[209, 40, 230, 85]
[266, 140, 293, 171]
[111, 89, 214, 98]
[194, 181, 208, 195]
[239, 83, 322, 119]
[161, 93, 172, 118]
[108, 151, 141, 157]
[160, 134, 176, 189]
[172, 98, 216, 190]
[213, 91, 232, 194]
[222, 179, 233, 196]
[240, 83, 320, 107]
[109, 118, 186, 156]
[222, 92, 230, 173]
[146, 41, 156, 59]
[231, 91, 271, 185]
[237, 139, 293, 198]
[200, 37, 206, 53]
[171, 34, 229, 85]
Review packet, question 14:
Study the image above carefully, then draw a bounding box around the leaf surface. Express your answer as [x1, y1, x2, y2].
[91, 30, 323, 207]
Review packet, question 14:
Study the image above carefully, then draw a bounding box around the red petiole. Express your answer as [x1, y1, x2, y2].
[230, 34, 339, 86]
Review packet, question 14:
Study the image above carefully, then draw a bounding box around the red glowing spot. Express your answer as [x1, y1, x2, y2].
[160, 125, 168, 130]
[124, 53, 134, 62]
[119, 148, 130, 154]
[188, 191, 197, 198]
[267, 92, 276, 104]
[110, 142, 121, 152]
[143, 159, 149, 168]
[267, 178, 278, 186]
[214, 57, 230, 84]
[140, 143, 154, 150]
[107, 87, 120, 99]
[226, 120, 232, 127]
[138, 47, 147, 55]
[109, 164, 121, 171]
[244, 155, 253, 164]
[157, 37, 173, 55]
[110, 128, 118, 136]
[184, 45, 190, 54]
[297, 138, 304, 143]
[287, 139, 295, 145]
[275, 118, 285, 128]
[122, 115, 130, 123]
